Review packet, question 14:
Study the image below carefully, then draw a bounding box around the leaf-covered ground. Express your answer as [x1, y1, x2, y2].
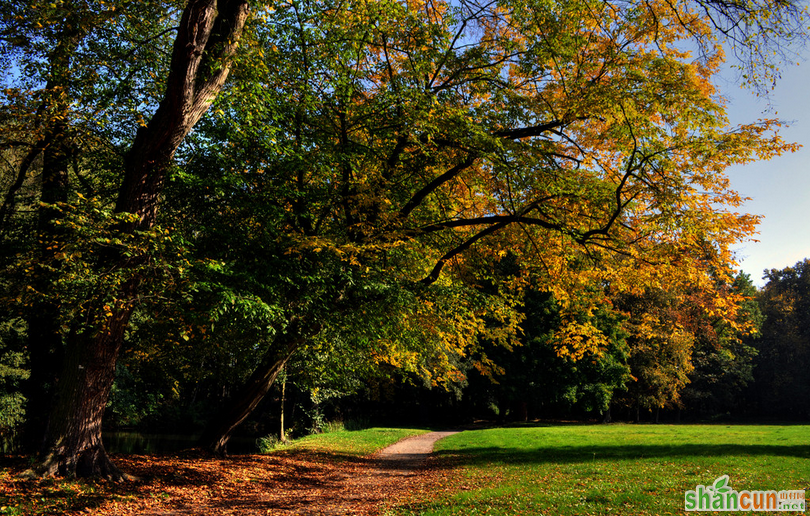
[0, 438, 458, 515]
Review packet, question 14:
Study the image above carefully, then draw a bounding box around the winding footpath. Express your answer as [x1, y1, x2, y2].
[306, 431, 459, 515]
[373, 431, 459, 473]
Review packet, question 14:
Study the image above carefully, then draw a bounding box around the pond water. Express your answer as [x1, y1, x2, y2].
[102, 431, 260, 455]
[0, 432, 261, 455]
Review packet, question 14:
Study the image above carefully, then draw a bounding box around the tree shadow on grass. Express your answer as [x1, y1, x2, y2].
[432, 443, 810, 467]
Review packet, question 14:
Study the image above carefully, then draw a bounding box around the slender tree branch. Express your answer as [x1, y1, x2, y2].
[399, 154, 477, 218]
[0, 134, 58, 235]
[420, 221, 509, 285]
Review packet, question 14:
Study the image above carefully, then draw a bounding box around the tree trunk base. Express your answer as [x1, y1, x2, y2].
[26, 445, 136, 481]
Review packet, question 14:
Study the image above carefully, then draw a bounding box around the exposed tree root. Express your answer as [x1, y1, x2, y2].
[23, 445, 138, 481]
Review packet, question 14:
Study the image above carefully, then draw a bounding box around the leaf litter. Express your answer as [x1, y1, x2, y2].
[1, 432, 460, 515]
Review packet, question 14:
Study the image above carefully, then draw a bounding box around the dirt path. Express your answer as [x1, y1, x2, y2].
[373, 430, 459, 473]
[303, 431, 459, 515]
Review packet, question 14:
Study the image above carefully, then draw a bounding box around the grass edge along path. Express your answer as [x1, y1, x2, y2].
[278, 426, 432, 457]
[391, 424, 810, 516]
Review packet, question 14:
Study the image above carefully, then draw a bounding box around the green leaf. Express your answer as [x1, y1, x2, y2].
[713, 475, 730, 492]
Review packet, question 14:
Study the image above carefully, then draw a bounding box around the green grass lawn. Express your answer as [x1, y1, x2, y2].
[395, 424, 810, 515]
[280, 426, 431, 456]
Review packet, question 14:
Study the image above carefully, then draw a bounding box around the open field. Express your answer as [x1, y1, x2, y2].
[395, 424, 810, 515]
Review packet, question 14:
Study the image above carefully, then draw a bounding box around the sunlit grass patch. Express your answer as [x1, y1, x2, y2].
[279, 426, 431, 457]
[394, 424, 810, 515]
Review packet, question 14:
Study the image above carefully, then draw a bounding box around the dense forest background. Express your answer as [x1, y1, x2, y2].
[3, 260, 809, 451]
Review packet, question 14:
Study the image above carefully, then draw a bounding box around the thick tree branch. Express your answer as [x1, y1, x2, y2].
[420, 214, 560, 233]
[201, 318, 321, 454]
[493, 117, 587, 139]
[116, 0, 249, 228]
[418, 199, 568, 284]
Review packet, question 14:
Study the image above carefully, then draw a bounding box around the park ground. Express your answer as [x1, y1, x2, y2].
[1, 424, 808, 515]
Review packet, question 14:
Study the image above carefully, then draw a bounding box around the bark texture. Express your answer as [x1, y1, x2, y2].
[117, 0, 249, 229]
[35, 299, 134, 480]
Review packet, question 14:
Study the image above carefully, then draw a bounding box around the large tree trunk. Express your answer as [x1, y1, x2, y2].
[201, 320, 317, 454]
[32, 0, 249, 478]
[16, 18, 78, 451]
[33, 298, 135, 479]
[115, 0, 248, 228]
[22, 125, 71, 453]
[31, 128, 120, 473]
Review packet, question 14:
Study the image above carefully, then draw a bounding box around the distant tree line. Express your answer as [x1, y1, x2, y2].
[335, 261, 810, 426]
[4, 260, 809, 454]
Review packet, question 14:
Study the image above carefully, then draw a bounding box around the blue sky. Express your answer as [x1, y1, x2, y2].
[721, 58, 810, 287]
